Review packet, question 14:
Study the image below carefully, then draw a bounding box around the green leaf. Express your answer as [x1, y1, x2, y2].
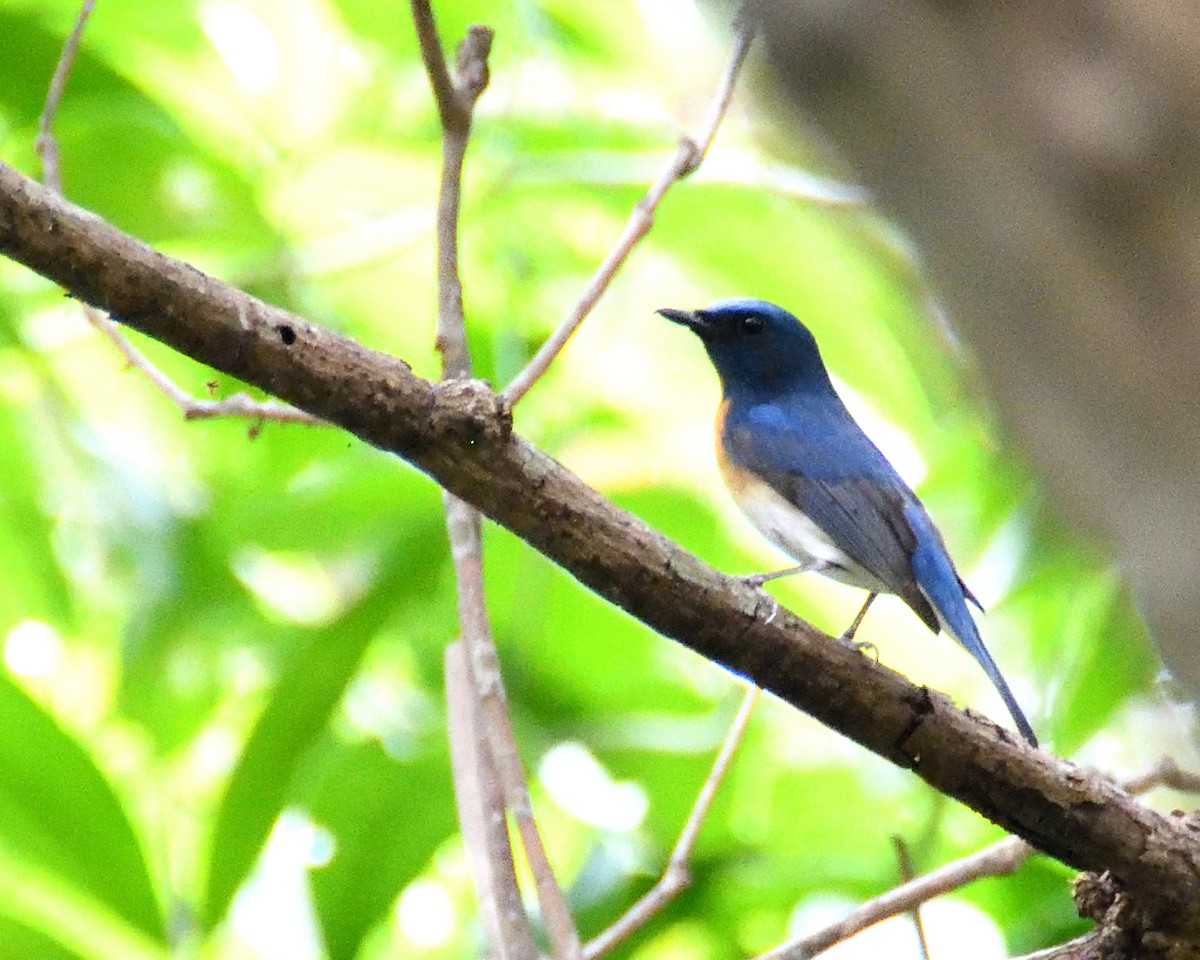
[201, 526, 445, 928]
[302, 739, 457, 960]
[0, 674, 164, 942]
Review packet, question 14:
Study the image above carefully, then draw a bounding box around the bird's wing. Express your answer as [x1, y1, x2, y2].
[723, 406, 940, 631]
[789, 473, 940, 633]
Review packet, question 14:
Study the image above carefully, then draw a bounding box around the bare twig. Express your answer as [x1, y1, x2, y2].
[757, 759, 1200, 960]
[36, 1, 320, 427]
[92, 314, 321, 424]
[446, 642, 539, 960]
[500, 23, 756, 406]
[760, 837, 1030, 960]
[584, 685, 761, 959]
[447, 498, 582, 959]
[411, 4, 581, 959]
[36, 0, 95, 193]
[1121, 756, 1200, 795]
[891, 835, 930, 960]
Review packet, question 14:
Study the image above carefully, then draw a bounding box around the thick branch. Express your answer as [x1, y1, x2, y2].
[2, 160, 1200, 930]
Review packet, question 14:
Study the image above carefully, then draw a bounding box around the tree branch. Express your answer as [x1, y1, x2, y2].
[446, 642, 538, 960]
[37, 0, 319, 428]
[585, 686, 761, 958]
[410, 7, 579, 958]
[2, 160, 1200, 931]
[761, 759, 1200, 959]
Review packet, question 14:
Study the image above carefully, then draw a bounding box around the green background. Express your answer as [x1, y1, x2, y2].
[0, 0, 1169, 957]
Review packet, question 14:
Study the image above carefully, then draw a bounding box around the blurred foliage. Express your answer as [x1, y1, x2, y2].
[0, 1, 1171, 959]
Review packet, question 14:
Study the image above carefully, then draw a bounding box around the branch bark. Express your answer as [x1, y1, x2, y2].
[2, 160, 1200, 932]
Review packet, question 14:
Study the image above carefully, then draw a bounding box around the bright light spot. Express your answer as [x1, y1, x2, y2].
[161, 162, 216, 218]
[190, 725, 241, 779]
[233, 548, 342, 625]
[341, 672, 432, 758]
[0, 350, 39, 404]
[229, 810, 334, 960]
[201, 2, 280, 95]
[396, 878, 457, 948]
[836, 378, 928, 488]
[21, 303, 90, 351]
[539, 742, 647, 831]
[507, 58, 576, 113]
[968, 505, 1031, 605]
[594, 89, 674, 125]
[4, 620, 64, 678]
[789, 894, 1007, 960]
[637, 0, 707, 51]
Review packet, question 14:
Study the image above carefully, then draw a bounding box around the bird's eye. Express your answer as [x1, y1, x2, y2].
[742, 315, 765, 334]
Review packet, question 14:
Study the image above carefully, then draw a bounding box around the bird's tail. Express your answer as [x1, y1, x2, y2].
[945, 618, 1038, 747]
[905, 505, 1038, 746]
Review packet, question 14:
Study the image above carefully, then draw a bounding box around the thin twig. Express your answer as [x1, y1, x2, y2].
[1120, 756, 1200, 795]
[891, 835, 930, 960]
[500, 23, 756, 406]
[756, 759, 1200, 960]
[759, 836, 1030, 960]
[448, 498, 582, 960]
[36, 0, 95, 193]
[410, 4, 581, 959]
[36, 1, 319, 427]
[446, 642, 539, 960]
[409, 0, 462, 134]
[92, 312, 321, 424]
[584, 685, 761, 959]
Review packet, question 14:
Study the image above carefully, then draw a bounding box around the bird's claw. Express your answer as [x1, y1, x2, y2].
[740, 577, 781, 624]
[845, 637, 880, 661]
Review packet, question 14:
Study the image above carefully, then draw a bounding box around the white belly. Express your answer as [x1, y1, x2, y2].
[731, 472, 892, 595]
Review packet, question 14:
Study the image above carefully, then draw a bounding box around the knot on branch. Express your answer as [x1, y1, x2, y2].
[456, 25, 494, 103]
[431, 378, 511, 449]
[1074, 871, 1200, 959]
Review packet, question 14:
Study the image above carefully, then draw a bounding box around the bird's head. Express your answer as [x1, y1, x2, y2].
[658, 299, 831, 397]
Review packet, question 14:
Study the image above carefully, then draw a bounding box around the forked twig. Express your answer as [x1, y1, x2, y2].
[36, 0, 94, 191]
[411, 2, 581, 958]
[446, 643, 538, 960]
[501, 23, 756, 406]
[891, 835, 930, 960]
[36, 0, 320, 427]
[585, 685, 761, 958]
[755, 758, 1200, 959]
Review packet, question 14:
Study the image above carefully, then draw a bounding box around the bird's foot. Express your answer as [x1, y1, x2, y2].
[845, 637, 880, 662]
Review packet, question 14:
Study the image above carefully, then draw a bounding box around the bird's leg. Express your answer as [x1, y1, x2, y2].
[743, 559, 829, 589]
[840, 593, 879, 657]
[743, 561, 830, 625]
[840, 592, 877, 641]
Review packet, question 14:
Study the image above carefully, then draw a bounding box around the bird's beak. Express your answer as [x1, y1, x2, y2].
[657, 307, 702, 329]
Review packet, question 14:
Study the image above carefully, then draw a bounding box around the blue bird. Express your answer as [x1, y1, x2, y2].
[659, 298, 1037, 746]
